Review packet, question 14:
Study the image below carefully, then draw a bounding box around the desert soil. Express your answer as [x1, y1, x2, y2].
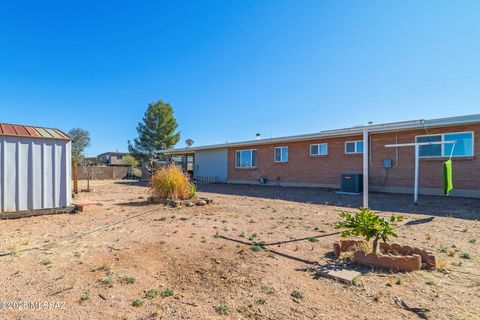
[0, 180, 479, 320]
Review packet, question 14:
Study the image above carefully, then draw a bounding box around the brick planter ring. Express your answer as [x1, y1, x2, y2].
[354, 251, 422, 272]
[379, 243, 436, 269]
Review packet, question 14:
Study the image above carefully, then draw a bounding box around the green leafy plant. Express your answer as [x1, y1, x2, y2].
[80, 292, 90, 301]
[145, 289, 159, 299]
[132, 298, 144, 307]
[291, 290, 304, 299]
[216, 303, 230, 315]
[335, 207, 403, 254]
[161, 288, 174, 297]
[124, 276, 136, 284]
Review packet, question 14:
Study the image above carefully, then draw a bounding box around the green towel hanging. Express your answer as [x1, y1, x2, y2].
[443, 159, 453, 195]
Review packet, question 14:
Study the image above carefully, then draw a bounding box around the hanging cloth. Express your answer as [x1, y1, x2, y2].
[443, 142, 455, 195]
[443, 160, 453, 195]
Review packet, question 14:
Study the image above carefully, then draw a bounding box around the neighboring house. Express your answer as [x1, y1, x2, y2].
[98, 152, 129, 166]
[0, 123, 72, 213]
[164, 114, 480, 198]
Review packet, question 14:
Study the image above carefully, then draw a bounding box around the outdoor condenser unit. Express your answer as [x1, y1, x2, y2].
[340, 173, 363, 193]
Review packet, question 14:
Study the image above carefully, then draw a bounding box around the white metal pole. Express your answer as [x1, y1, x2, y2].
[414, 144, 419, 204]
[363, 129, 369, 208]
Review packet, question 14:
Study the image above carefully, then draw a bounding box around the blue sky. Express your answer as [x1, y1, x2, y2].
[1, 1, 479, 155]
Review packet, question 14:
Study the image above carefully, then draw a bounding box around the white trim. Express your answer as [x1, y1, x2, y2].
[274, 146, 288, 163]
[235, 149, 257, 168]
[345, 140, 364, 154]
[415, 131, 474, 158]
[309, 143, 328, 156]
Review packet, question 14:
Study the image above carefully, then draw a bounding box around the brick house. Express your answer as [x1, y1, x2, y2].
[164, 114, 480, 198]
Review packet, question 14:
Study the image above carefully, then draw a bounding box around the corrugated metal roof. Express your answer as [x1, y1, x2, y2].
[0, 123, 71, 140]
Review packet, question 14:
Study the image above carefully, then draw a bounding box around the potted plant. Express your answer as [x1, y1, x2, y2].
[334, 208, 424, 272]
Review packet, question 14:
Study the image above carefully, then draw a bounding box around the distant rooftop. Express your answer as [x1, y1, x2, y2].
[0, 123, 70, 140]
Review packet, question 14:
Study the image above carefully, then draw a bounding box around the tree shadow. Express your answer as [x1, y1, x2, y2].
[115, 200, 152, 207]
[198, 183, 480, 220]
[405, 217, 435, 226]
[114, 180, 148, 187]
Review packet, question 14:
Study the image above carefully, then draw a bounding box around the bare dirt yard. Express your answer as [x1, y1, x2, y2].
[0, 180, 479, 320]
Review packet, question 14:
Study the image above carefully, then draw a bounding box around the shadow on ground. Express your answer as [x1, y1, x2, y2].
[197, 183, 480, 220]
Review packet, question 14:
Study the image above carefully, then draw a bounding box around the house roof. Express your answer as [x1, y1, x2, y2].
[0, 123, 71, 140]
[98, 152, 129, 156]
[163, 114, 480, 155]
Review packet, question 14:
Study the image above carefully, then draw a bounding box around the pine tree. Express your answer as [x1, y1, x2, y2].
[128, 100, 180, 158]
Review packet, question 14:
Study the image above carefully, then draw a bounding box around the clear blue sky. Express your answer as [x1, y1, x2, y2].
[1, 1, 479, 155]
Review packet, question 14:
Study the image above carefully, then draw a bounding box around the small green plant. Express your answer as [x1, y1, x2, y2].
[469, 239, 476, 244]
[124, 276, 136, 284]
[145, 289, 159, 299]
[451, 261, 463, 267]
[239, 232, 245, 238]
[335, 207, 403, 253]
[251, 244, 263, 252]
[352, 277, 363, 287]
[161, 288, 174, 297]
[291, 290, 304, 299]
[256, 297, 268, 304]
[80, 292, 90, 301]
[308, 237, 319, 243]
[248, 233, 258, 241]
[439, 245, 448, 253]
[100, 277, 113, 285]
[460, 251, 471, 259]
[216, 303, 230, 315]
[132, 298, 144, 307]
[42, 258, 52, 266]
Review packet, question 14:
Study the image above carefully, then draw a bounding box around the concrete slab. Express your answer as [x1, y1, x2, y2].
[314, 265, 362, 284]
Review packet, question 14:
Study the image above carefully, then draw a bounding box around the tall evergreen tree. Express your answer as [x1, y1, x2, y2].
[128, 100, 180, 158]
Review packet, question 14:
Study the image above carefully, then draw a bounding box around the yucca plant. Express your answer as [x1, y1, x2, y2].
[150, 164, 196, 200]
[335, 207, 403, 254]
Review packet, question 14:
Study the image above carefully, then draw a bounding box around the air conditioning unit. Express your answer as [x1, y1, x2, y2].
[340, 173, 363, 193]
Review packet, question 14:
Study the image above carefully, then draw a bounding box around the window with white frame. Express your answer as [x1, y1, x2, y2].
[235, 149, 257, 168]
[345, 140, 364, 154]
[310, 143, 328, 156]
[416, 132, 474, 158]
[274, 146, 288, 162]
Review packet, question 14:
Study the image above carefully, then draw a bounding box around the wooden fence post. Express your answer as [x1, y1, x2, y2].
[73, 161, 79, 196]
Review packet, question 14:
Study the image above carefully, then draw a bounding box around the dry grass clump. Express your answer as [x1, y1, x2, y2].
[151, 165, 196, 200]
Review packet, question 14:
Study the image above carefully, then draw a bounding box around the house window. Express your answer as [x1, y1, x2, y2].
[416, 132, 473, 158]
[117, 155, 123, 160]
[235, 149, 257, 168]
[274, 146, 288, 162]
[345, 140, 364, 154]
[310, 143, 328, 156]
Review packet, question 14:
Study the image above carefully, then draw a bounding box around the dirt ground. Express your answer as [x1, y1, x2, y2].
[0, 180, 479, 320]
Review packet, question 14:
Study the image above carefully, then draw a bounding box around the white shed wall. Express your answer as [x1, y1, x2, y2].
[0, 136, 71, 212]
[194, 148, 228, 183]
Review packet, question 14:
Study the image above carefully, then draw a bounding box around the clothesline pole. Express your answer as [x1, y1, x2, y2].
[385, 140, 456, 204]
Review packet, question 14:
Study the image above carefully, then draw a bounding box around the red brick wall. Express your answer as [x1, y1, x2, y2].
[227, 124, 480, 194]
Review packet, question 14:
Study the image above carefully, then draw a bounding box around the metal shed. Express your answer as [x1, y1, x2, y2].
[0, 123, 72, 213]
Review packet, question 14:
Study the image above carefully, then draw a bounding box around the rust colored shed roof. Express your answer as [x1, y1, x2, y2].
[0, 123, 71, 140]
